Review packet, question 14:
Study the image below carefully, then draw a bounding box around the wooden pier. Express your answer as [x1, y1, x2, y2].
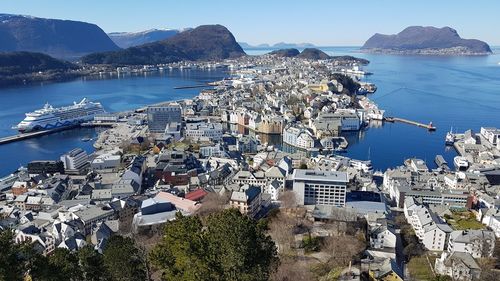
[384, 117, 436, 131]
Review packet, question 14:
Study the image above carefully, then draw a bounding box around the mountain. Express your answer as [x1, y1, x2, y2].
[82, 25, 246, 65]
[238, 42, 315, 49]
[0, 51, 79, 87]
[268, 48, 300, 57]
[273, 42, 315, 48]
[108, 29, 181, 48]
[297, 48, 330, 60]
[0, 14, 120, 59]
[361, 26, 491, 55]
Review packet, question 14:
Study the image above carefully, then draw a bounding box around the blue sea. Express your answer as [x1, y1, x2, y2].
[1, 47, 500, 175]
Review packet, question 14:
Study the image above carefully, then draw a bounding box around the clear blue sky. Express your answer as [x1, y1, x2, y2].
[2, 0, 499, 46]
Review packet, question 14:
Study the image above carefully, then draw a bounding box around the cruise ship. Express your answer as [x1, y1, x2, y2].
[13, 98, 105, 133]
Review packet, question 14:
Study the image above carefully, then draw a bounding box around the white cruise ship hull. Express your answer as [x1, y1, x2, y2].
[14, 98, 105, 133]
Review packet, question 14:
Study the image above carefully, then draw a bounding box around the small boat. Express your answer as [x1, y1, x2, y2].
[445, 132, 455, 145]
[81, 137, 92, 142]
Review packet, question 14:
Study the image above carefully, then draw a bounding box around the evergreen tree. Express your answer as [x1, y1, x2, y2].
[150, 209, 278, 281]
[79, 245, 110, 281]
[103, 235, 147, 281]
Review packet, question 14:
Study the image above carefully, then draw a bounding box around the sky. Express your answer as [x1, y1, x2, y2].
[2, 0, 500, 46]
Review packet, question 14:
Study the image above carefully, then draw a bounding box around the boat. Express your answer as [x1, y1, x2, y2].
[81, 137, 92, 142]
[445, 132, 455, 145]
[357, 87, 368, 95]
[453, 156, 469, 171]
[13, 98, 105, 133]
[445, 127, 455, 145]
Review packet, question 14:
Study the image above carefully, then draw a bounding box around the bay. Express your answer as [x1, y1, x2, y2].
[0, 69, 226, 175]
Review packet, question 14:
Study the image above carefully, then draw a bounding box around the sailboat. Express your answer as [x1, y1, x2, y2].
[445, 127, 455, 145]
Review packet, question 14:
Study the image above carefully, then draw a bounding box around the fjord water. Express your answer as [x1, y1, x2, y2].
[0, 70, 226, 175]
[1, 48, 500, 176]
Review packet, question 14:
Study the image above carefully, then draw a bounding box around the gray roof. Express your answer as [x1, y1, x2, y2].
[292, 169, 348, 183]
[74, 206, 114, 222]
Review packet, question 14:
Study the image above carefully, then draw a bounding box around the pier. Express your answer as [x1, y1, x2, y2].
[0, 125, 78, 145]
[173, 84, 210, 89]
[384, 117, 436, 131]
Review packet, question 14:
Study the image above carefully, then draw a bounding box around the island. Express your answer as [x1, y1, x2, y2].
[361, 26, 492, 55]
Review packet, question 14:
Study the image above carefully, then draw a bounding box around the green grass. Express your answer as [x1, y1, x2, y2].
[448, 212, 485, 230]
[408, 255, 435, 281]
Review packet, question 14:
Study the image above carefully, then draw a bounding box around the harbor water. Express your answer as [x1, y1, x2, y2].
[1, 48, 500, 175]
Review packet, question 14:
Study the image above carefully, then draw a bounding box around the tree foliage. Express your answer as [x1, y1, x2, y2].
[0, 229, 25, 281]
[103, 235, 148, 281]
[150, 209, 278, 281]
[0, 229, 147, 281]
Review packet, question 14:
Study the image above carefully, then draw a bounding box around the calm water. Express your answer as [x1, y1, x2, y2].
[0, 69, 226, 175]
[1, 48, 500, 175]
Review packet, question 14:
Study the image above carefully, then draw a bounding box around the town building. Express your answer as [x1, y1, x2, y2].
[60, 148, 89, 173]
[147, 103, 182, 133]
[292, 169, 348, 206]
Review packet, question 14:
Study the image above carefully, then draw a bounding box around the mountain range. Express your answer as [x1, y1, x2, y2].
[108, 28, 183, 48]
[238, 42, 316, 49]
[0, 14, 120, 59]
[361, 26, 491, 55]
[82, 25, 246, 65]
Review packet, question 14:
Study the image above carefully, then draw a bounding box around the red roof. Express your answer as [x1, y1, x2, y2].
[155, 192, 200, 213]
[185, 189, 208, 201]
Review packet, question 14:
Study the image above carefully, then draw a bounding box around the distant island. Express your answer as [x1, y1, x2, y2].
[361, 26, 492, 55]
[82, 25, 246, 65]
[108, 28, 182, 48]
[238, 42, 316, 49]
[0, 13, 120, 59]
[267, 48, 369, 64]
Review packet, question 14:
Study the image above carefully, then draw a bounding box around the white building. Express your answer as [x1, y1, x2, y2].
[333, 109, 361, 131]
[185, 122, 223, 141]
[283, 124, 316, 149]
[447, 230, 496, 258]
[60, 148, 89, 171]
[480, 127, 500, 145]
[369, 223, 397, 249]
[404, 198, 452, 251]
[91, 153, 121, 170]
[292, 169, 348, 207]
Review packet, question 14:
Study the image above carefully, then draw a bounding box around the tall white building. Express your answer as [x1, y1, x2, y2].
[292, 169, 348, 206]
[60, 148, 89, 171]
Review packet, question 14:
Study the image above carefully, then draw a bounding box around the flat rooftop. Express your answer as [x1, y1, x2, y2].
[292, 169, 348, 183]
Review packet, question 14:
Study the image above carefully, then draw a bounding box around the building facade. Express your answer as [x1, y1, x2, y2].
[147, 103, 182, 133]
[292, 169, 348, 206]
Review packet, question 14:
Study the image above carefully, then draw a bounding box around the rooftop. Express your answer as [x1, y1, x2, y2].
[292, 169, 348, 183]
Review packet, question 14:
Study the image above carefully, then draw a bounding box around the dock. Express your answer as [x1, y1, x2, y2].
[384, 117, 436, 131]
[0, 125, 79, 145]
[173, 84, 210, 90]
